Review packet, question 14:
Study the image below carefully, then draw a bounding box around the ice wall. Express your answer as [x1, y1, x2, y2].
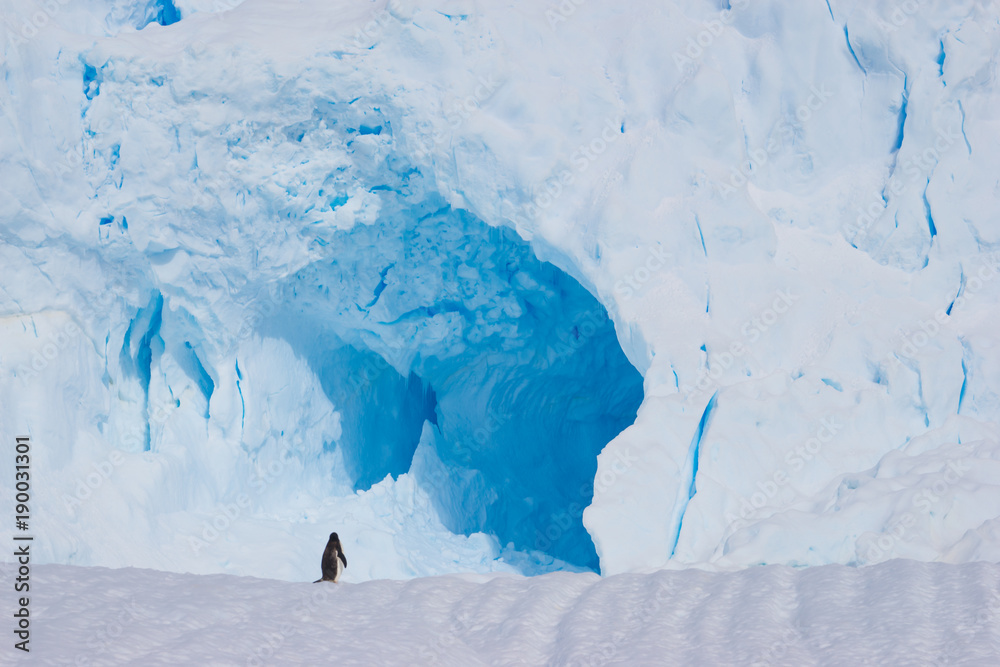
[1, 0, 999, 580]
[1, 0, 645, 578]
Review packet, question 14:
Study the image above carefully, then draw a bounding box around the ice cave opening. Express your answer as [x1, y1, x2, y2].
[264, 182, 644, 571]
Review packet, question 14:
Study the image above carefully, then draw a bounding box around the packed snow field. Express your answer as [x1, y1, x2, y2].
[3, 560, 999, 665]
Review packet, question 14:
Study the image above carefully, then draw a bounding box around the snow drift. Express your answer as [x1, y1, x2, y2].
[5, 560, 1000, 665]
[1, 0, 999, 581]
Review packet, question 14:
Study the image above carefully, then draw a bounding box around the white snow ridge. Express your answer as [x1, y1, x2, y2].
[1, 0, 999, 664]
[11, 560, 1000, 666]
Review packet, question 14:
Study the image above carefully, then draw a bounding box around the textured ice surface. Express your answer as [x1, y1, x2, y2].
[5, 560, 1000, 665]
[1, 0, 999, 581]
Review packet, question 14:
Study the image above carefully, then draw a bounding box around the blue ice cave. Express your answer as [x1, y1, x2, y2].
[260, 161, 643, 571]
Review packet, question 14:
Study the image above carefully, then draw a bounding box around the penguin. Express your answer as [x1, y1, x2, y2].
[314, 532, 347, 583]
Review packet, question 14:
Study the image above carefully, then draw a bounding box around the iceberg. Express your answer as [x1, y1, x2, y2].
[0, 0, 998, 584]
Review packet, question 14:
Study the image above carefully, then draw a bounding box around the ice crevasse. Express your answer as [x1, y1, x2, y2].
[0, 0, 999, 581]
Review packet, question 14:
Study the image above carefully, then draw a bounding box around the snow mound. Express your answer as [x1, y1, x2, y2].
[6, 560, 1000, 665]
[1, 0, 999, 578]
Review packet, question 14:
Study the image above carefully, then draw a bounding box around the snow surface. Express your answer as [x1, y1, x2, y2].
[2, 0, 1000, 583]
[4, 560, 1000, 665]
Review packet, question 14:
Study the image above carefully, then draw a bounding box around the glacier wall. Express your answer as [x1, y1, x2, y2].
[2, 0, 999, 581]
